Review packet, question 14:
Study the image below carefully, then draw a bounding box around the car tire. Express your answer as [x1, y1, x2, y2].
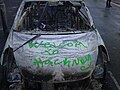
[93, 47, 107, 82]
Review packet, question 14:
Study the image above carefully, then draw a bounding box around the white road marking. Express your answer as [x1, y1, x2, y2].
[108, 71, 120, 90]
[111, 2, 120, 7]
[104, 0, 120, 7]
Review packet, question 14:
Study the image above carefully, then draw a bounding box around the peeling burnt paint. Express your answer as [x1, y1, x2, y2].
[21, 68, 92, 82]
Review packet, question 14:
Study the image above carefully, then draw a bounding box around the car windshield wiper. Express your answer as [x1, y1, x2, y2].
[13, 34, 41, 52]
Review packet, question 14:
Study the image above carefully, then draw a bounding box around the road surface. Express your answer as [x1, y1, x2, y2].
[85, 0, 120, 85]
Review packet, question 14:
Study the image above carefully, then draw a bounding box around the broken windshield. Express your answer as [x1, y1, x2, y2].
[16, 1, 91, 33]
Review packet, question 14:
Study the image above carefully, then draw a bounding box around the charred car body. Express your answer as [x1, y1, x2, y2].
[0, 0, 110, 90]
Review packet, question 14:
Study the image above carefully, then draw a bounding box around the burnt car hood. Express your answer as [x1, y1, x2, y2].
[12, 31, 98, 82]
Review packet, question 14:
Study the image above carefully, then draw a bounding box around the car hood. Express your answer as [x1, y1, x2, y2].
[12, 31, 98, 82]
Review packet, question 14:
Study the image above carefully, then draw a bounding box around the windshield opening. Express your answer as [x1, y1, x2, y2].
[16, 1, 90, 32]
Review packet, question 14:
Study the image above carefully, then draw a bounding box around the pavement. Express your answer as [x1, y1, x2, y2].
[0, 0, 120, 90]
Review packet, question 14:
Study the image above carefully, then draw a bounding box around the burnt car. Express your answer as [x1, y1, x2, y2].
[0, 0, 110, 90]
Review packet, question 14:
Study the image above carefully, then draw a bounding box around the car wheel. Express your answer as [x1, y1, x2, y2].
[91, 47, 107, 90]
[95, 47, 107, 80]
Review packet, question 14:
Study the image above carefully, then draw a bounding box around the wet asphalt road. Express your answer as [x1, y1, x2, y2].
[0, 0, 120, 89]
[85, 0, 120, 85]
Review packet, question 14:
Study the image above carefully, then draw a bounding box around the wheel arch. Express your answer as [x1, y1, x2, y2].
[98, 45, 110, 63]
[3, 47, 13, 54]
[1, 47, 14, 65]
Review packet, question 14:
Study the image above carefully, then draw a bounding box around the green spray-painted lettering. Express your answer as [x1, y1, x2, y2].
[80, 54, 92, 71]
[44, 42, 51, 48]
[54, 59, 63, 65]
[75, 42, 88, 48]
[63, 58, 71, 68]
[33, 58, 43, 68]
[28, 40, 88, 55]
[79, 58, 86, 65]
[40, 49, 59, 55]
[72, 59, 79, 67]
[28, 41, 88, 49]
[44, 59, 53, 66]
[66, 43, 74, 47]
[29, 41, 43, 48]
[58, 42, 65, 48]
[33, 54, 92, 71]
